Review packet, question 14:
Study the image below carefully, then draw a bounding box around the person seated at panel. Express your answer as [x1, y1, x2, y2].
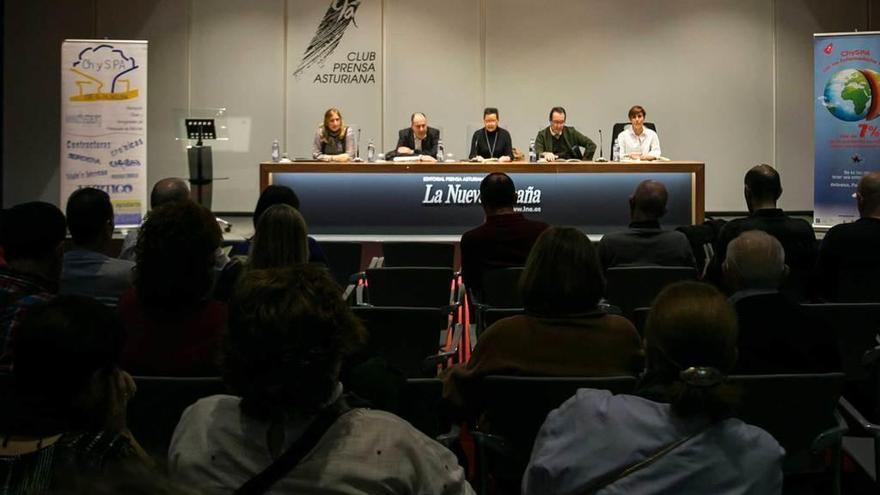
[523, 281, 783, 495]
[248, 204, 309, 270]
[709, 164, 817, 300]
[118, 201, 227, 376]
[459, 172, 549, 293]
[0, 295, 148, 493]
[391, 112, 440, 162]
[445, 227, 643, 410]
[815, 171, 880, 301]
[119, 178, 191, 261]
[60, 188, 135, 305]
[534, 106, 596, 162]
[312, 107, 354, 162]
[168, 265, 474, 494]
[725, 230, 839, 374]
[598, 180, 695, 271]
[0, 202, 66, 365]
[228, 185, 327, 264]
[617, 105, 661, 161]
[468, 107, 513, 162]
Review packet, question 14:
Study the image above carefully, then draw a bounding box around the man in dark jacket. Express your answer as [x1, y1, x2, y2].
[393, 112, 440, 161]
[534, 106, 596, 161]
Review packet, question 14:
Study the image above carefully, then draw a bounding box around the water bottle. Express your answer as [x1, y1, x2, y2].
[367, 139, 376, 163]
[437, 139, 445, 162]
[612, 138, 620, 162]
[271, 139, 280, 162]
[528, 138, 537, 163]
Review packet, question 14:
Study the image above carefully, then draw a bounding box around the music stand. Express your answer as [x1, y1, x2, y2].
[185, 119, 216, 209]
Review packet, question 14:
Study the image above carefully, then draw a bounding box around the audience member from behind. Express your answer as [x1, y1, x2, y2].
[725, 230, 839, 373]
[598, 180, 696, 270]
[229, 185, 327, 263]
[711, 164, 817, 300]
[169, 265, 473, 494]
[524, 282, 783, 494]
[0, 202, 66, 361]
[460, 172, 549, 292]
[119, 201, 227, 376]
[815, 171, 880, 301]
[61, 188, 135, 305]
[248, 204, 309, 269]
[0, 296, 147, 492]
[119, 178, 190, 261]
[446, 227, 643, 408]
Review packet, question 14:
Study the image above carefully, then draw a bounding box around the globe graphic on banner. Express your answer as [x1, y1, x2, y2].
[823, 68, 880, 121]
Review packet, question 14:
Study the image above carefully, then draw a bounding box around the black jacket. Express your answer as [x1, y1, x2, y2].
[393, 127, 441, 158]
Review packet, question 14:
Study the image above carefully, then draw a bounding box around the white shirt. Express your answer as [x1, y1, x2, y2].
[523, 388, 783, 494]
[169, 394, 474, 495]
[616, 125, 661, 159]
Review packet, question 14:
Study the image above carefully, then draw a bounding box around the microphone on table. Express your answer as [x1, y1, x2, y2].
[470, 134, 480, 161]
[595, 129, 608, 162]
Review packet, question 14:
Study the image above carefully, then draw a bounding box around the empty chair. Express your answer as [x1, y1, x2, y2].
[351, 306, 452, 377]
[470, 376, 638, 493]
[835, 266, 880, 303]
[476, 267, 524, 307]
[398, 378, 448, 438]
[365, 267, 456, 307]
[382, 242, 455, 268]
[321, 241, 363, 287]
[603, 266, 697, 320]
[127, 376, 226, 460]
[728, 373, 847, 490]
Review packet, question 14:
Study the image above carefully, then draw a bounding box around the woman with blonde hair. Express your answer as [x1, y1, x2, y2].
[248, 204, 309, 270]
[312, 107, 355, 161]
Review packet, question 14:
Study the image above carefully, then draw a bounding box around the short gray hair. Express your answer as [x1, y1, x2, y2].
[724, 230, 786, 289]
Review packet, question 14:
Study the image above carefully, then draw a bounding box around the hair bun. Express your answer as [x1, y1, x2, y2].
[679, 366, 724, 387]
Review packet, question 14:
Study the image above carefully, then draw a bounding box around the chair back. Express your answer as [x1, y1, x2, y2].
[321, 241, 363, 287]
[127, 376, 227, 460]
[351, 306, 451, 377]
[477, 375, 638, 459]
[835, 267, 880, 303]
[382, 242, 455, 268]
[603, 266, 697, 320]
[398, 378, 448, 438]
[801, 304, 880, 382]
[478, 267, 524, 308]
[365, 267, 456, 307]
[728, 373, 846, 475]
[632, 306, 651, 337]
[609, 122, 657, 157]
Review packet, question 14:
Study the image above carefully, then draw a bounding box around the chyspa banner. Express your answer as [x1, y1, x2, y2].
[61, 40, 147, 227]
[814, 32, 880, 227]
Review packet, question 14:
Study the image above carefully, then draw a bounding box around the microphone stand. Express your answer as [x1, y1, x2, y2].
[595, 129, 608, 162]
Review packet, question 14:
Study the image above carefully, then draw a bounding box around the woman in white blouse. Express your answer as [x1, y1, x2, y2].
[312, 107, 354, 161]
[617, 105, 661, 161]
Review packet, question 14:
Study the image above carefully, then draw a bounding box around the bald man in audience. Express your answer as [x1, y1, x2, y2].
[815, 171, 880, 301]
[711, 164, 817, 300]
[597, 180, 695, 271]
[119, 177, 191, 260]
[724, 230, 838, 374]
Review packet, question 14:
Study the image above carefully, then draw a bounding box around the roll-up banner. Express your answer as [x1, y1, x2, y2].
[814, 32, 880, 227]
[61, 40, 147, 227]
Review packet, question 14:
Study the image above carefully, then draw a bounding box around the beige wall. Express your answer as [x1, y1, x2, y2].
[3, 0, 873, 213]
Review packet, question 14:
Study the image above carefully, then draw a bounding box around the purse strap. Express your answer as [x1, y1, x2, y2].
[582, 424, 711, 495]
[235, 396, 351, 495]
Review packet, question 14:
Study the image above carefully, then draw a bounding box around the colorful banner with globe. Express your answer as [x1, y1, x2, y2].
[60, 40, 148, 227]
[814, 32, 880, 227]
